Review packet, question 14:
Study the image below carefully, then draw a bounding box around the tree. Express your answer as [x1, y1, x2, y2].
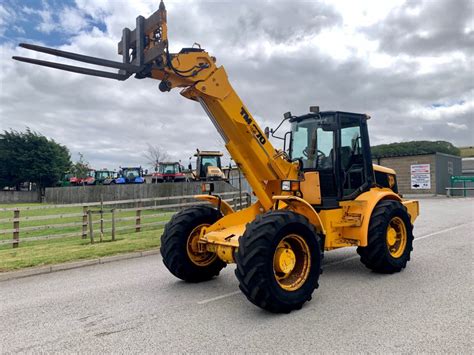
[144, 144, 169, 171]
[71, 153, 91, 179]
[371, 140, 460, 158]
[0, 129, 71, 193]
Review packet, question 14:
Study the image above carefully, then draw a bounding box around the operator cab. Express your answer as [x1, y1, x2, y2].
[289, 111, 374, 208]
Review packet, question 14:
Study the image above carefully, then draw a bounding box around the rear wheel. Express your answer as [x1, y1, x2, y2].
[357, 200, 414, 273]
[161, 206, 226, 282]
[235, 211, 322, 313]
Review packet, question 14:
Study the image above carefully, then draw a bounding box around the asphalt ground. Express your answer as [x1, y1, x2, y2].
[1, 197, 473, 353]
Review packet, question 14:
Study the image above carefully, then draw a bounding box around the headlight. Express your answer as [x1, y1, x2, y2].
[281, 180, 291, 191]
[281, 180, 300, 192]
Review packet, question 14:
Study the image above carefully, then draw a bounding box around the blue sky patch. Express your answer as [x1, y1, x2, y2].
[1, 0, 106, 46]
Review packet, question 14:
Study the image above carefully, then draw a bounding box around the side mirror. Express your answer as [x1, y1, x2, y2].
[188, 163, 192, 170]
[264, 126, 270, 138]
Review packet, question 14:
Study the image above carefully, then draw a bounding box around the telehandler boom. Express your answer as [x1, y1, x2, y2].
[13, 1, 419, 313]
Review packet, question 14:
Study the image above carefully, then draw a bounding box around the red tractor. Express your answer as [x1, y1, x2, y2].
[152, 162, 186, 183]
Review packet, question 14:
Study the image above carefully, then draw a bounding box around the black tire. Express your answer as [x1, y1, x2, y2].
[161, 206, 226, 282]
[235, 211, 322, 313]
[357, 200, 414, 274]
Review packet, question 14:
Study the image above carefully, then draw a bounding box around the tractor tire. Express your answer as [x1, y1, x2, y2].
[235, 211, 322, 313]
[357, 200, 414, 274]
[161, 206, 226, 282]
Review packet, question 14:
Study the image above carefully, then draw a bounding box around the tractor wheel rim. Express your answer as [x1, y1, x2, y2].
[273, 234, 311, 291]
[386, 216, 407, 258]
[186, 224, 217, 266]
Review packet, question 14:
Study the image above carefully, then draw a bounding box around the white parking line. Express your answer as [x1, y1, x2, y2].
[197, 291, 241, 305]
[323, 221, 473, 267]
[413, 222, 473, 241]
[197, 222, 473, 305]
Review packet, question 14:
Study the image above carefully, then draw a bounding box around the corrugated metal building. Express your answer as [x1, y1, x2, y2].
[374, 152, 462, 195]
[462, 157, 474, 176]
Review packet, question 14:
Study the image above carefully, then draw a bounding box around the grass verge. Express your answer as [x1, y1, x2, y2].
[0, 228, 163, 272]
[0, 202, 169, 272]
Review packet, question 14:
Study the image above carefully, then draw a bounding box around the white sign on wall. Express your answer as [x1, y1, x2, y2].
[411, 164, 431, 189]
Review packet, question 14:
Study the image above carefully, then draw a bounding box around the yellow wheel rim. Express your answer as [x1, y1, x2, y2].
[186, 224, 217, 266]
[273, 234, 311, 291]
[386, 216, 407, 258]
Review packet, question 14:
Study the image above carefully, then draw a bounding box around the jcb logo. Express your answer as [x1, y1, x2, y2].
[240, 107, 267, 145]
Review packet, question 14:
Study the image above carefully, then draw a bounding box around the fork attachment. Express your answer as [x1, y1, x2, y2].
[12, 0, 168, 81]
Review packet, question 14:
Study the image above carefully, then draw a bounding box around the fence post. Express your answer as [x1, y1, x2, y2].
[12, 209, 20, 248]
[135, 202, 142, 233]
[82, 206, 88, 239]
[111, 209, 116, 241]
[99, 199, 104, 242]
[88, 209, 94, 244]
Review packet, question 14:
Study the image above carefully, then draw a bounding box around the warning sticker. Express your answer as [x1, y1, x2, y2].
[411, 164, 431, 189]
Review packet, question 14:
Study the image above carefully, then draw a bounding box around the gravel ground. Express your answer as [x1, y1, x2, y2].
[1, 197, 473, 353]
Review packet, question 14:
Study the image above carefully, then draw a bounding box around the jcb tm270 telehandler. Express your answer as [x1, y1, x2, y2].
[13, 1, 419, 313]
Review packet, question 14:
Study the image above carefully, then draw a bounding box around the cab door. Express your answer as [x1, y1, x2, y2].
[337, 113, 374, 200]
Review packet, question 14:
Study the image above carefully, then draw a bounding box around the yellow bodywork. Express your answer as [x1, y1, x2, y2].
[194, 187, 418, 263]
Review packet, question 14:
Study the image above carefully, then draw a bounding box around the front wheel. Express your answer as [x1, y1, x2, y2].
[357, 200, 414, 273]
[161, 206, 226, 282]
[235, 211, 322, 313]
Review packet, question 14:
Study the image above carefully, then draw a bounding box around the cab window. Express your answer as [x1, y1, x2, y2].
[340, 117, 364, 197]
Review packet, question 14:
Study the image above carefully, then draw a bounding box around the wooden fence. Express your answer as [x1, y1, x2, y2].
[0, 191, 251, 248]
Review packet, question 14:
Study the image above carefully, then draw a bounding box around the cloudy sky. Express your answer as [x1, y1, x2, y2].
[0, 0, 473, 169]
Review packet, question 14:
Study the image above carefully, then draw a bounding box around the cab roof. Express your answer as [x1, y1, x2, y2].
[290, 111, 370, 123]
[194, 151, 223, 157]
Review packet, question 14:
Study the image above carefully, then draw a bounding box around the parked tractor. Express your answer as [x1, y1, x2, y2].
[57, 173, 73, 187]
[80, 169, 95, 185]
[152, 162, 186, 183]
[69, 169, 94, 186]
[93, 169, 117, 185]
[189, 150, 226, 181]
[111, 167, 145, 184]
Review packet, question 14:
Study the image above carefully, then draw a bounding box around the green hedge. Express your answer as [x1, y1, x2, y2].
[372, 141, 460, 158]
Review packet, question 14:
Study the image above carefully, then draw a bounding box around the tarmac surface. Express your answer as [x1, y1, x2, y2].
[1, 197, 473, 353]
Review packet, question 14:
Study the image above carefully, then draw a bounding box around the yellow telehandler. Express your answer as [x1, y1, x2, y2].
[13, 1, 419, 313]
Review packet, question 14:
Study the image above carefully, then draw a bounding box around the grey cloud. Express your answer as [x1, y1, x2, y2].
[164, 0, 342, 48]
[364, 0, 474, 56]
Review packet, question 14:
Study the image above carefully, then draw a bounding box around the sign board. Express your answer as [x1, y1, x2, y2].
[411, 164, 431, 189]
[451, 175, 474, 183]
